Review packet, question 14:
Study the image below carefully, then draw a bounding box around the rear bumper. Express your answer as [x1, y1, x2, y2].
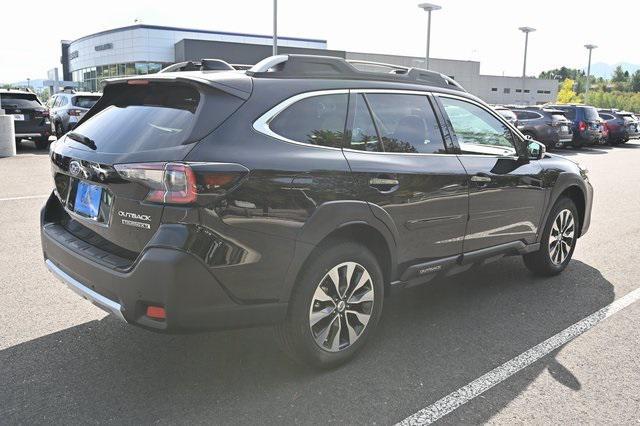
[41, 203, 287, 333]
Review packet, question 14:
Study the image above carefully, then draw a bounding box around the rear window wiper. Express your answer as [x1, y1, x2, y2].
[67, 132, 97, 150]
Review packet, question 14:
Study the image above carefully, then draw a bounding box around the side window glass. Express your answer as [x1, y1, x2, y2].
[269, 94, 347, 148]
[349, 94, 379, 151]
[440, 97, 517, 156]
[365, 94, 446, 154]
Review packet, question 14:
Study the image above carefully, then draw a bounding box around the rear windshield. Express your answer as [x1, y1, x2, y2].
[72, 95, 100, 108]
[0, 93, 41, 108]
[582, 107, 599, 121]
[550, 112, 567, 122]
[70, 83, 200, 153]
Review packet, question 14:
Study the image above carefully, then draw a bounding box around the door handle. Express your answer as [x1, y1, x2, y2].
[369, 176, 399, 192]
[470, 174, 492, 183]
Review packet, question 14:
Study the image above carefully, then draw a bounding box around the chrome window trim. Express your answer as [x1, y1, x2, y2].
[434, 92, 525, 159]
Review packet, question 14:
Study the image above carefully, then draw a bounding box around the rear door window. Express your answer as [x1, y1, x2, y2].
[270, 94, 348, 148]
[70, 83, 202, 153]
[365, 93, 445, 153]
[0, 93, 41, 109]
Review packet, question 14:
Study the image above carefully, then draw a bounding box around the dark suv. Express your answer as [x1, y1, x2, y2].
[41, 55, 593, 367]
[598, 109, 640, 145]
[0, 89, 52, 149]
[547, 104, 602, 148]
[509, 106, 573, 149]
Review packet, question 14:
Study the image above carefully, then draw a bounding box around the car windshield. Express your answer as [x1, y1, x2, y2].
[72, 96, 100, 109]
[0, 93, 41, 109]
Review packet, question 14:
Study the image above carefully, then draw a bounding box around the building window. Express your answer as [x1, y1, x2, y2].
[537, 90, 544, 94]
[544, 90, 551, 94]
[503, 88, 511, 94]
[524, 89, 530, 93]
[491, 88, 497, 92]
[515, 89, 522, 93]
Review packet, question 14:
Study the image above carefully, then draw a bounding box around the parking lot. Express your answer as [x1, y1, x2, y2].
[2, 140, 640, 424]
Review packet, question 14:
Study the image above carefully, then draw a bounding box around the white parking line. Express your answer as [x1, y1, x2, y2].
[397, 286, 640, 426]
[0, 194, 49, 202]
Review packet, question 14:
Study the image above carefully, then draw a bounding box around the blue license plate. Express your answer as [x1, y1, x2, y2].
[74, 181, 102, 218]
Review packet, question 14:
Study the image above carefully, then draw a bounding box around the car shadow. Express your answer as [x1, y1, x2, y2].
[0, 258, 614, 424]
[15, 140, 50, 155]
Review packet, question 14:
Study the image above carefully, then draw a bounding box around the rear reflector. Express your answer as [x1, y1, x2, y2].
[146, 305, 166, 320]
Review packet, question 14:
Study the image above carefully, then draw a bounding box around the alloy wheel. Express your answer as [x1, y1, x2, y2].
[548, 209, 575, 265]
[308, 262, 375, 352]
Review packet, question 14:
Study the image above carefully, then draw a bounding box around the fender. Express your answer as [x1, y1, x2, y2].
[279, 200, 399, 301]
[538, 171, 589, 243]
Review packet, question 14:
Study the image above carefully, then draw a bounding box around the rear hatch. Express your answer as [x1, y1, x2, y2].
[48, 75, 251, 257]
[547, 110, 572, 138]
[619, 113, 639, 135]
[0, 92, 49, 133]
[582, 106, 602, 131]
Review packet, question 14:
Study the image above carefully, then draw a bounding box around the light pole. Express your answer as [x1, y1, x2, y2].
[584, 44, 597, 102]
[418, 3, 441, 69]
[273, 0, 278, 56]
[26, 78, 31, 90]
[519, 26, 536, 104]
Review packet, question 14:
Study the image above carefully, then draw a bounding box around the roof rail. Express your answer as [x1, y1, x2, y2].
[160, 59, 240, 73]
[246, 54, 466, 91]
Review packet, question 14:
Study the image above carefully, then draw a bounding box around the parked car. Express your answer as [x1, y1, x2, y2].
[547, 104, 603, 148]
[0, 89, 52, 149]
[598, 109, 640, 145]
[508, 106, 573, 149]
[492, 105, 518, 126]
[41, 55, 593, 367]
[49, 90, 101, 137]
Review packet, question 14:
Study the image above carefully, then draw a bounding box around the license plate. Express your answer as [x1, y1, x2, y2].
[12, 114, 24, 121]
[74, 181, 102, 219]
[561, 125, 568, 133]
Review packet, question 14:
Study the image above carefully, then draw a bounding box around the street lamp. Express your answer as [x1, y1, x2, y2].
[273, 0, 278, 56]
[418, 3, 441, 69]
[519, 26, 536, 104]
[584, 44, 597, 101]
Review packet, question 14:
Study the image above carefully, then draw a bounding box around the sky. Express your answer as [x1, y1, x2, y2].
[2, 0, 638, 83]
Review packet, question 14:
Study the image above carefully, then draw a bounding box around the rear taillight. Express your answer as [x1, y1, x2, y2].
[114, 162, 248, 205]
[68, 109, 84, 116]
[578, 121, 587, 132]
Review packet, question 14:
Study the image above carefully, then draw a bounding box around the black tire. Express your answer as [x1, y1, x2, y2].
[275, 240, 384, 368]
[35, 137, 49, 150]
[523, 197, 579, 276]
[55, 122, 63, 138]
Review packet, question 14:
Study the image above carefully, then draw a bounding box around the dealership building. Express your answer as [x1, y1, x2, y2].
[60, 24, 558, 104]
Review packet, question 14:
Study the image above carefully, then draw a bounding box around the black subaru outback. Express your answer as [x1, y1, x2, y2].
[41, 55, 593, 368]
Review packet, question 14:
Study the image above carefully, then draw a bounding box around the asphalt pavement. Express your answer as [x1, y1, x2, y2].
[1, 140, 640, 424]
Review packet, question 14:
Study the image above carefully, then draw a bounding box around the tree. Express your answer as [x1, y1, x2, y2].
[631, 70, 640, 92]
[556, 79, 581, 103]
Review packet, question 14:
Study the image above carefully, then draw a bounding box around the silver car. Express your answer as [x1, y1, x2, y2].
[49, 90, 101, 137]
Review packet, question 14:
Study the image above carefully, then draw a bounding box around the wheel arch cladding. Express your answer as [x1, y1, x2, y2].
[298, 223, 393, 298]
[560, 185, 586, 237]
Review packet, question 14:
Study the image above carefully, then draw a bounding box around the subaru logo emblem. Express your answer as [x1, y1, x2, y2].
[69, 161, 82, 177]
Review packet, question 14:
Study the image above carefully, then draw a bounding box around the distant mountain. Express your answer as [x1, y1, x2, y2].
[588, 62, 640, 79]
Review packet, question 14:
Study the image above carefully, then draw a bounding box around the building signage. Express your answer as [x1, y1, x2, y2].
[69, 50, 79, 59]
[95, 43, 113, 52]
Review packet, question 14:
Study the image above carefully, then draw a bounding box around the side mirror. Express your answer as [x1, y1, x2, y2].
[527, 140, 546, 160]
